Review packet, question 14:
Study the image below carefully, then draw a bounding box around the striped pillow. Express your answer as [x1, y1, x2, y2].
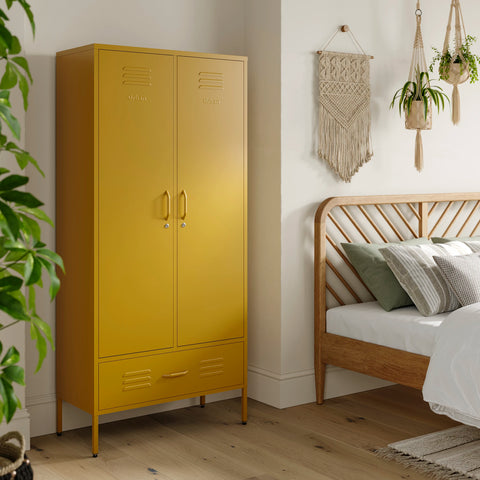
[463, 240, 480, 253]
[379, 241, 473, 316]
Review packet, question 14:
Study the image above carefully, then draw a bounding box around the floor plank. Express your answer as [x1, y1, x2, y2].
[28, 385, 458, 480]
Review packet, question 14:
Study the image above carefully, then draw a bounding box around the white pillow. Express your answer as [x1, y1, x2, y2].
[379, 241, 472, 316]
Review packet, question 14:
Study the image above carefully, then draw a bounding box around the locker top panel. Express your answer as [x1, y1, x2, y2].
[56, 44, 247, 63]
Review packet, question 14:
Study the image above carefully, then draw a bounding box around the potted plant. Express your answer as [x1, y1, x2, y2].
[390, 69, 449, 130]
[0, 0, 62, 454]
[430, 35, 480, 86]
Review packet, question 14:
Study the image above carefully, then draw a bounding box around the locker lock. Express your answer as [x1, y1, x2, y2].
[164, 223, 169, 229]
[181, 222, 187, 228]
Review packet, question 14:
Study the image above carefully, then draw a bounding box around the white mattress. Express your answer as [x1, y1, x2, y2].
[326, 301, 448, 356]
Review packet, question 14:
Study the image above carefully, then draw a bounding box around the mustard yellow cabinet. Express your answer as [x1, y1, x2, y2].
[55, 44, 247, 457]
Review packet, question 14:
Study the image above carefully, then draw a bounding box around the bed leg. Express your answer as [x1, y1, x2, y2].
[315, 361, 326, 404]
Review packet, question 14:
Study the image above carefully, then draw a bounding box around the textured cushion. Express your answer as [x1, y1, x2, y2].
[379, 241, 473, 316]
[342, 238, 431, 312]
[433, 253, 480, 306]
[432, 236, 480, 244]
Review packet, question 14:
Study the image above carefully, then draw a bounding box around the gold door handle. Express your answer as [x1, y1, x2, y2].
[180, 189, 188, 220]
[164, 190, 171, 220]
[162, 370, 189, 379]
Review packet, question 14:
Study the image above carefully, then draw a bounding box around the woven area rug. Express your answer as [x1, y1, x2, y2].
[377, 425, 480, 479]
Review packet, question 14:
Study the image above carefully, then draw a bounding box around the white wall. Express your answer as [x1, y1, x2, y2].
[24, 0, 246, 437]
[279, 0, 480, 406]
[244, 0, 283, 406]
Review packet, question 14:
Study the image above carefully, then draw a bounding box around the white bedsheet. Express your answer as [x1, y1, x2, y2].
[423, 303, 480, 428]
[326, 301, 447, 356]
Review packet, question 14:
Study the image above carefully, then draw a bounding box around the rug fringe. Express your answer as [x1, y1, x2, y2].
[376, 447, 475, 480]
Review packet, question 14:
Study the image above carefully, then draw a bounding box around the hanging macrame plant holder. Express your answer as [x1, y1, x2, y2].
[441, 0, 469, 124]
[405, 1, 432, 172]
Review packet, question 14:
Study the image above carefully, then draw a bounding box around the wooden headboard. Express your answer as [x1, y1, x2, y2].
[314, 193, 480, 333]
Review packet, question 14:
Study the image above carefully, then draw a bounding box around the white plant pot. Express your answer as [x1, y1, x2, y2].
[405, 100, 432, 130]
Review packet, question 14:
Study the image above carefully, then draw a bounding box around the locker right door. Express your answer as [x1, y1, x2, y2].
[177, 56, 245, 346]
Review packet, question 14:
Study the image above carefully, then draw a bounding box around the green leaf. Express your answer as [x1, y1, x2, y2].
[19, 207, 52, 226]
[21, 214, 40, 241]
[26, 256, 42, 286]
[11, 57, 32, 83]
[0, 190, 43, 208]
[0, 200, 19, 239]
[37, 248, 65, 273]
[8, 263, 24, 276]
[5, 0, 13, 9]
[13, 151, 43, 175]
[8, 35, 20, 55]
[2, 365, 24, 385]
[0, 24, 12, 51]
[1, 346, 19, 366]
[0, 9, 10, 21]
[0, 167, 10, 175]
[32, 315, 53, 350]
[0, 90, 10, 107]
[0, 174, 28, 191]
[23, 252, 33, 284]
[0, 275, 23, 291]
[0, 377, 19, 423]
[0, 62, 16, 89]
[0, 104, 20, 139]
[18, 73, 28, 110]
[0, 292, 29, 320]
[30, 322, 47, 372]
[38, 257, 60, 299]
[27, 284, 34, 310]
[17, 0, 34, 36]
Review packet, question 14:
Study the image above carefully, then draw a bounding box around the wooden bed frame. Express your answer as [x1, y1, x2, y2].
[314, 192, 480, 404]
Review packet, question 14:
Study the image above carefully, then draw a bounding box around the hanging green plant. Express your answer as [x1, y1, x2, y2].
[0, 0, 63, 425]
[390, 70, 449, 120]
[430, 35, 480, 84]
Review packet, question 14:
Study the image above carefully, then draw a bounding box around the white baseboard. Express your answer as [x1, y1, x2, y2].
[248, 365, 392, 408]
[0, 408, 30, 450]
[27, 389, 241, 438]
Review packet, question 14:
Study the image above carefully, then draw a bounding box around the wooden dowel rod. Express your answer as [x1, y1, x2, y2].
[316, 50, 374, 59]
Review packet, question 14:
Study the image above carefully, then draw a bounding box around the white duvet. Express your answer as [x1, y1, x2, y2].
[423, 302, 480, 427]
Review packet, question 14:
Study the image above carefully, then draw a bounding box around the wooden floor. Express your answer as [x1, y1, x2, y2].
[29, 385, 458, 480]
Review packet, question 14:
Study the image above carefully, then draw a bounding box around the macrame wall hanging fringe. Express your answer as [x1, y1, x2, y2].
[442, 0, 469, 125]
[317, 25, 373, 183]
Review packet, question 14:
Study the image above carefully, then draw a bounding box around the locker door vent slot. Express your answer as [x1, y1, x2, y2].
[199, 356, 224, 378]
[122, 66, 152, 86]
[122, 368, 152, 391]
[198, 72, 224, 90]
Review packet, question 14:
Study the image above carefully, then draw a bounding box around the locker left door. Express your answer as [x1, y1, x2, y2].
[98, 50, 174, 357]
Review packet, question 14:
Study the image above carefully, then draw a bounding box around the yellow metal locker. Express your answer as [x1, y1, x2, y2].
[55, 44, 247, 457]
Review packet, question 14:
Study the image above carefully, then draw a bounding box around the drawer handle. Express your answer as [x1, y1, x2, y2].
[162, 370, 189, 379]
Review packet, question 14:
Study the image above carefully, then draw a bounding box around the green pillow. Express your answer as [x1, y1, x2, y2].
[342, 238, 431, 312]
[432, 236, 480, 244]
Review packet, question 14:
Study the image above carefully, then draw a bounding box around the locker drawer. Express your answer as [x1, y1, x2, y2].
[99, 342, 243, 410]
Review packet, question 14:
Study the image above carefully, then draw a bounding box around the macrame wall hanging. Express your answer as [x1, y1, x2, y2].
[317, 25, 373, 183]
[405, 1, 431, 172]
[441, 0, 469, 124]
